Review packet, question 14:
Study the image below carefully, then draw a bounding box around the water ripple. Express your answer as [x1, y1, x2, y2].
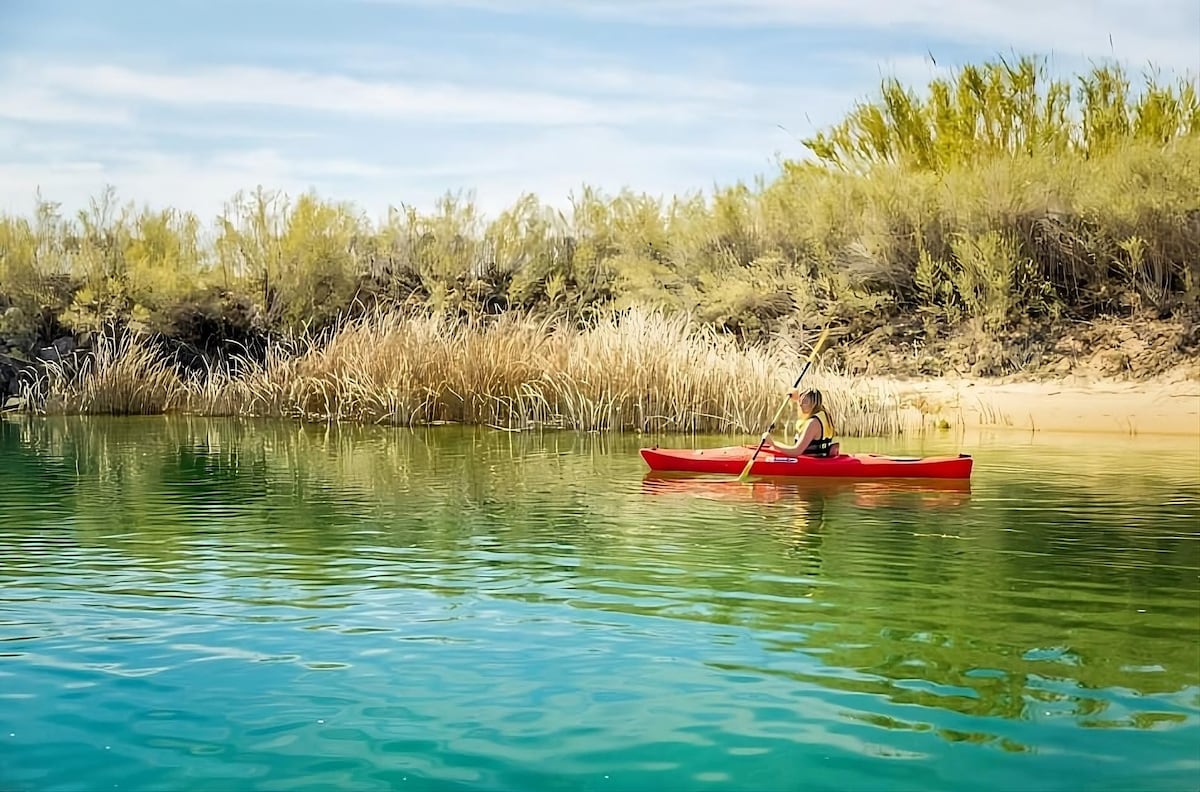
[1, 419, 1198, 791]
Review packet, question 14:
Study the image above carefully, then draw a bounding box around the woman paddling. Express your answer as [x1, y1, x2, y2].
[764, 388, 840, 459]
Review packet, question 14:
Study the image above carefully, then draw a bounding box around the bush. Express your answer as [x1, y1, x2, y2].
[1, 54, 1196, 362]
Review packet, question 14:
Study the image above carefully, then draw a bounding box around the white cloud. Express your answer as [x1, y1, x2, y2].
[362, 0, 1200, 74]
[21, 60, 751, 127]
[0, 43, 838, 221]
[5, 0, 1193, 227]
[0, 150, 379, 220]
[0, 83, 132, 125]
[561, 66, 755, 103]
[0, 122, 781, 223]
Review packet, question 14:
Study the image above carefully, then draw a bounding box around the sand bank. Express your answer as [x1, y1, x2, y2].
[881, 370, 1200, 437]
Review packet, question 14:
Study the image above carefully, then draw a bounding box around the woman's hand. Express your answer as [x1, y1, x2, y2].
[764, 437, 790, 453]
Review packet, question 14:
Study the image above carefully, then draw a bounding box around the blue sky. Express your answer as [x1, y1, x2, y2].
[2, 0, 1198, 221]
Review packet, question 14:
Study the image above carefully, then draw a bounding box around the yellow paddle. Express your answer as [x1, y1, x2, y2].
[737, 326, 832, 482]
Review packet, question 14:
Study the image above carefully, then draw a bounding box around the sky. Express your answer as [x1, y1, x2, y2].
[2, 0, 1198, 223]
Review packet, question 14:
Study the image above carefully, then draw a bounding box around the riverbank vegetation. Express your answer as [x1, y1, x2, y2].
[19, 307, 912, 434]
[2, 54, 1197, 428]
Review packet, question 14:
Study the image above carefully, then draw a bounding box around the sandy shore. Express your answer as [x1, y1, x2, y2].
[880, 369, 1200, 437]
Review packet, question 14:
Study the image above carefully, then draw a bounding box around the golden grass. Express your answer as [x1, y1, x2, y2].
[22, 306, 918, 436]
[23, 332, 184, 415]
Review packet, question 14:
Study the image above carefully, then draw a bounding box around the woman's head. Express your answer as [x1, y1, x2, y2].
[790, 388, 823, 415]
[800, 388, 823, 415]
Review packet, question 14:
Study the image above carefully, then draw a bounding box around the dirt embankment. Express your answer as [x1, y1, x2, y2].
[838, 315, 1200, 382]
[834, 314, 1199, 436]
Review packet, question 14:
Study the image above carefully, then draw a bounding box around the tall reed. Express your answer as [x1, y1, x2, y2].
[23, 307, 913, 435]
[22, 332, 184, 415]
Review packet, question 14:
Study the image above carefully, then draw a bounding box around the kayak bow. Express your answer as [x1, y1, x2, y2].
[640, 445, 973, 479]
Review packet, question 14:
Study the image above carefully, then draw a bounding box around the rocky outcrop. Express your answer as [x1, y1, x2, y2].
[34, 336, 77, 362]
[0, 333, 87, 410]
[0, 353, 28, 408]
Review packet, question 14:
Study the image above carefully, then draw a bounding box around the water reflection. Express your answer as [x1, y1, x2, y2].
[641, 472, 972, 508]
[1, 416, 1198, 791]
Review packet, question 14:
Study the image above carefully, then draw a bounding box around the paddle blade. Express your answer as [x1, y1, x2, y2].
[738, 434, 769, 481]
[737, 456, 755, 481]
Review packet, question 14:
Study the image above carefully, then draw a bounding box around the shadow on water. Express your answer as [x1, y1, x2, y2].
[1, 415, 1198, 790]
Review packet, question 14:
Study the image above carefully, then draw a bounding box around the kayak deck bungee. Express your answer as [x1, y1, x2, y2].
[640, 444, 973, 479]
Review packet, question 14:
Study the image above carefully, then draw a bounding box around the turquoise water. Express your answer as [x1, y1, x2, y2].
[1, 417, 1198, 791]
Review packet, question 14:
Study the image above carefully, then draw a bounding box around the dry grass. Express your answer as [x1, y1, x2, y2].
[21, 306, 918, 436]
[22, 332, 184, 415]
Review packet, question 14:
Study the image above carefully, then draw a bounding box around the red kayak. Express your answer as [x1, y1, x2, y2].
[640, 444, 973, 479]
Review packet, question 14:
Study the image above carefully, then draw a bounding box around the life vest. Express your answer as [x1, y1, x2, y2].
[794, 409, 835, 457]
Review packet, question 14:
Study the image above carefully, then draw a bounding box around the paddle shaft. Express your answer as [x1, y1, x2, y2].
[737, 327, 831, 481]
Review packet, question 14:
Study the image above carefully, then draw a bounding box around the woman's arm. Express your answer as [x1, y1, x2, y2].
[766, 434, 801, 452]
[767, 417, 820, 454]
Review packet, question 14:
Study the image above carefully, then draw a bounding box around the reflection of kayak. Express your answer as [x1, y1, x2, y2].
[640, 445, 973, 479]
[643, 473, 972, 496]
[641, 473, 971, 507]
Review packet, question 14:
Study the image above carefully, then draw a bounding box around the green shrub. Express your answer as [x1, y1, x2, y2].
[1, 54, 1196, 353]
